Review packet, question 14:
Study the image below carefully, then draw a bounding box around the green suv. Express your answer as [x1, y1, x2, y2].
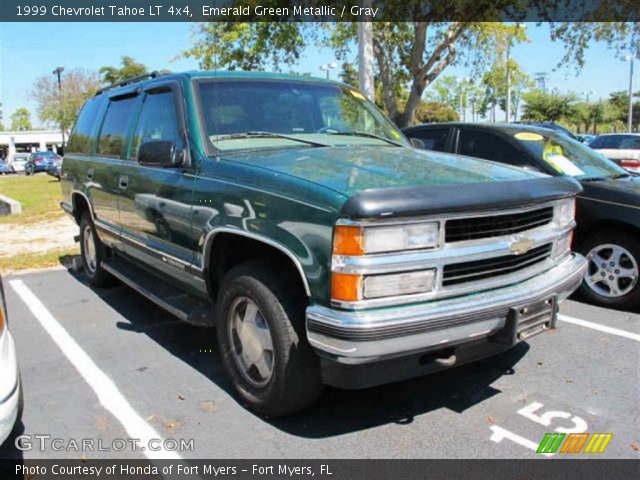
[61, 71, 587, 416]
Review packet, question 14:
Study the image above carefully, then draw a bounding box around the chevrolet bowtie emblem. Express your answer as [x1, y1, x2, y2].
[510, 238, 535, 255]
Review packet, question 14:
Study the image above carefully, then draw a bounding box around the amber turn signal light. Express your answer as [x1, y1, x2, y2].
[331, 273, 362, 302]
[333, 225, 364, 256]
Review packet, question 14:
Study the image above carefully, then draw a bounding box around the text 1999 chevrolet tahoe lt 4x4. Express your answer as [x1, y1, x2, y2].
[61, 71, 588, 416]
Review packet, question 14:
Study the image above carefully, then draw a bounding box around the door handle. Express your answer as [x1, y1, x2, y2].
[118, 175, 129, 190]
[87, 168, 94, 181]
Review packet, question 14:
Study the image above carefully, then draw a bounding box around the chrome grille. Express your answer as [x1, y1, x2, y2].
[445, 207, 554, 242]
[442, 244, 553, 286]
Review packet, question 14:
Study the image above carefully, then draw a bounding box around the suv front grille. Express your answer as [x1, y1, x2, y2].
[442, 243, 552, 286]
[445, 207, 554, 242]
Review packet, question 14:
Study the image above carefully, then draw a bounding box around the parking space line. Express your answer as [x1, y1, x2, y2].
[9, 279, 182, 460]
[558, 314, 640, 342]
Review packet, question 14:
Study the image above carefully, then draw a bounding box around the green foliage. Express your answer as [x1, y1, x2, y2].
[521, 91, 578, 123]
[31, 69, 100, 132]
[182, 23, 307, 71]
[414, 101, 459, 124]
[10, 107, 31, 131]
[339, 62, 359, 88]
[607, 90, 640, 126]
[99, 56, 148, 84]
[0, 102, 4, 131]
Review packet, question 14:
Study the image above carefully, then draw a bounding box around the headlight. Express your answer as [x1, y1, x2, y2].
[553, 232, 573, 259]
[331, 269, 436, 302]
[554, 199, 575, 227]
[333, 222, 439, 255]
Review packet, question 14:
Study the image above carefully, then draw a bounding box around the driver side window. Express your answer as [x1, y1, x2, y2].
[131, 90, 181, 160]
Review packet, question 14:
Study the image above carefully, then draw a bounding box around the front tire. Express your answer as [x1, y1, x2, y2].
[79, 213, 112, 287]
[216, 261, 322, 417]
[577, 230, 640, 310]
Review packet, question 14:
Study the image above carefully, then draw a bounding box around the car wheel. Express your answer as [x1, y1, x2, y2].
[578, 230, 640, 310]
[79, 213, 113, 287]
[216, 260, 322, 417]
[25, 166, 32, 176]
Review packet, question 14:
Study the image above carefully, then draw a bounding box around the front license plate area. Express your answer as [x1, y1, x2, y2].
[493, 297, 557, 345]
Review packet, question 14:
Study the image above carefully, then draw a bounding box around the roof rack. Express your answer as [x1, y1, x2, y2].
[95, 71, 163, 96]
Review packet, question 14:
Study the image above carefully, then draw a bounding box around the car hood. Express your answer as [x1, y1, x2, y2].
[580, 175, 640, 206]
[225, 145, 544, 197]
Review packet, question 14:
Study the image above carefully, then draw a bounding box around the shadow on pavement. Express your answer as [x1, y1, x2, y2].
[69, 268, 530, 439]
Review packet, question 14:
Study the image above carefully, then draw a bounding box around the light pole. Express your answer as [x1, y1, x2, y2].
[52, 66, 65, 151]
[624, 55, 634, 133]
[320, 62, 337, 80]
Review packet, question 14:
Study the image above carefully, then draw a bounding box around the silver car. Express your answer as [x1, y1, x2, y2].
[0, 277, 21, 446]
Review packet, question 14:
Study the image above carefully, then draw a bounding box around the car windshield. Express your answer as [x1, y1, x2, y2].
[197, 79, 407, 151]
[590, 135, 640, 150]
[516, 130, 629, 180]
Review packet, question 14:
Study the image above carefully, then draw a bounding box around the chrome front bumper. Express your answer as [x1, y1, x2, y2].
[307, 253, 587, 364]
[0, 329, 20, 446]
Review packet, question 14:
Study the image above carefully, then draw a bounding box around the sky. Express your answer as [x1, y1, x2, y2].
[0, 22, 636, 127]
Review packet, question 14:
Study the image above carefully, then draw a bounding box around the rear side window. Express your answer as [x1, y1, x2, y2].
[408, 128, 449, 151]
[98, 96, 138, 159]
[130, 90, 181, 160]
[458, 129, 527, 166]
[67, 97, 103, 154]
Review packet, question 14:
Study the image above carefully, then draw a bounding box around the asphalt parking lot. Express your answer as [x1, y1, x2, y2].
[1, 267, 638, 460]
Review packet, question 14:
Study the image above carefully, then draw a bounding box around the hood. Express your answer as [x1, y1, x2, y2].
[226, 145, 544, 197]
[581, 175, 640, 207]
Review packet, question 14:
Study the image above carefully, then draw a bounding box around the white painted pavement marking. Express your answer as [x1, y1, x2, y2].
[9, 279, 182, 460]
[558, 314, 640, 342]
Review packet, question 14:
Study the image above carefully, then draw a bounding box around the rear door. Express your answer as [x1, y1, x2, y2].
[116, 81, 199, 286]
[92, 91, 140, 243]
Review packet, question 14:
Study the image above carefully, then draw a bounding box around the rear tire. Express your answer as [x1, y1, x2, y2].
[79, 213, 113, 287]
[216, 260, 322, 417]
[577, 230, 640, 310]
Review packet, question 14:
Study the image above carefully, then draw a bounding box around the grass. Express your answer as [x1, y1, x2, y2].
[0, 173, 65, 225]
[0, 247, 80, 274]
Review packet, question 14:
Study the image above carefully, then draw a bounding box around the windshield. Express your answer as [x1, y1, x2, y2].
[590, 135, 640, 150]
[197, 79, 407, 151]
[516, 130, 629, 180]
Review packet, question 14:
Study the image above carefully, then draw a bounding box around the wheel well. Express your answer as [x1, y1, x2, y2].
[71, 193, 91, 224]
[207, 233, 309, 301]
[575, 220, 639, 250]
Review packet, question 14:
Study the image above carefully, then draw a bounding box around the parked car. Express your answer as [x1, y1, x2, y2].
[46, 156, 63, 180]
[576, 134, 596, 146]
[25, 151, 61, 175]
[0, 275, 22, 446]
[590, 133, 640, 173]
[404, 122, 639, 309]
[61, 72, 586, 416]
[7, 154, 28, 173]
[0, 160, 11, 175]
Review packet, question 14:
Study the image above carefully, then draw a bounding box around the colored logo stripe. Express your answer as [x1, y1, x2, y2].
[537, 432, 566, 453]
[560, 433, 589, 453]
[584, 433, 613, 453]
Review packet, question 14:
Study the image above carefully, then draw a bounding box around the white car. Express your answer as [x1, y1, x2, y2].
[7, 154, 28, 173]
[590, 133, 640, 173]
[0, 278, 22, 446]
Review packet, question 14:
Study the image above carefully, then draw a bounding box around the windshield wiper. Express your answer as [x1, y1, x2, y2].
[211, 131, 329, 148]
[325, 130, 404, 147]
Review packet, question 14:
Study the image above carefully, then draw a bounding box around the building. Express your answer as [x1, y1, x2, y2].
[0, 130, 64, 159]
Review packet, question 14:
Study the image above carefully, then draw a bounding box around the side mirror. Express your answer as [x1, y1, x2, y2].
[138, 140, 182, 167]
[409, 137, 425, 149]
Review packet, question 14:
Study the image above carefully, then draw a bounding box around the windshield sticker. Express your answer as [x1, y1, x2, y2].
[515, 132, 543, 141]
[390, 129, 401, 139]
[349, 90, 366, 100]
[542, 144, 585, 176]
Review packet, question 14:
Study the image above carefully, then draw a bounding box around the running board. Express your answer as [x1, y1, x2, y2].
[102, 257, 214, 327]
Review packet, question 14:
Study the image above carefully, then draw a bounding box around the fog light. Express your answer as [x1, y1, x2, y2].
[363, 270, 436, 299]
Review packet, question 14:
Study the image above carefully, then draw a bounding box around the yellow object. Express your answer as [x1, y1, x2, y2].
[514, 132, 544, 141]
[349, 89, 366, 100]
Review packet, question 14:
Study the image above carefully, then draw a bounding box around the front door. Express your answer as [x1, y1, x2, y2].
[117, 82, 199, 287]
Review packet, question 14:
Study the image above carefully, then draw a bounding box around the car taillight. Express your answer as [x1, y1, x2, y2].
[620, 159, 640, 173]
